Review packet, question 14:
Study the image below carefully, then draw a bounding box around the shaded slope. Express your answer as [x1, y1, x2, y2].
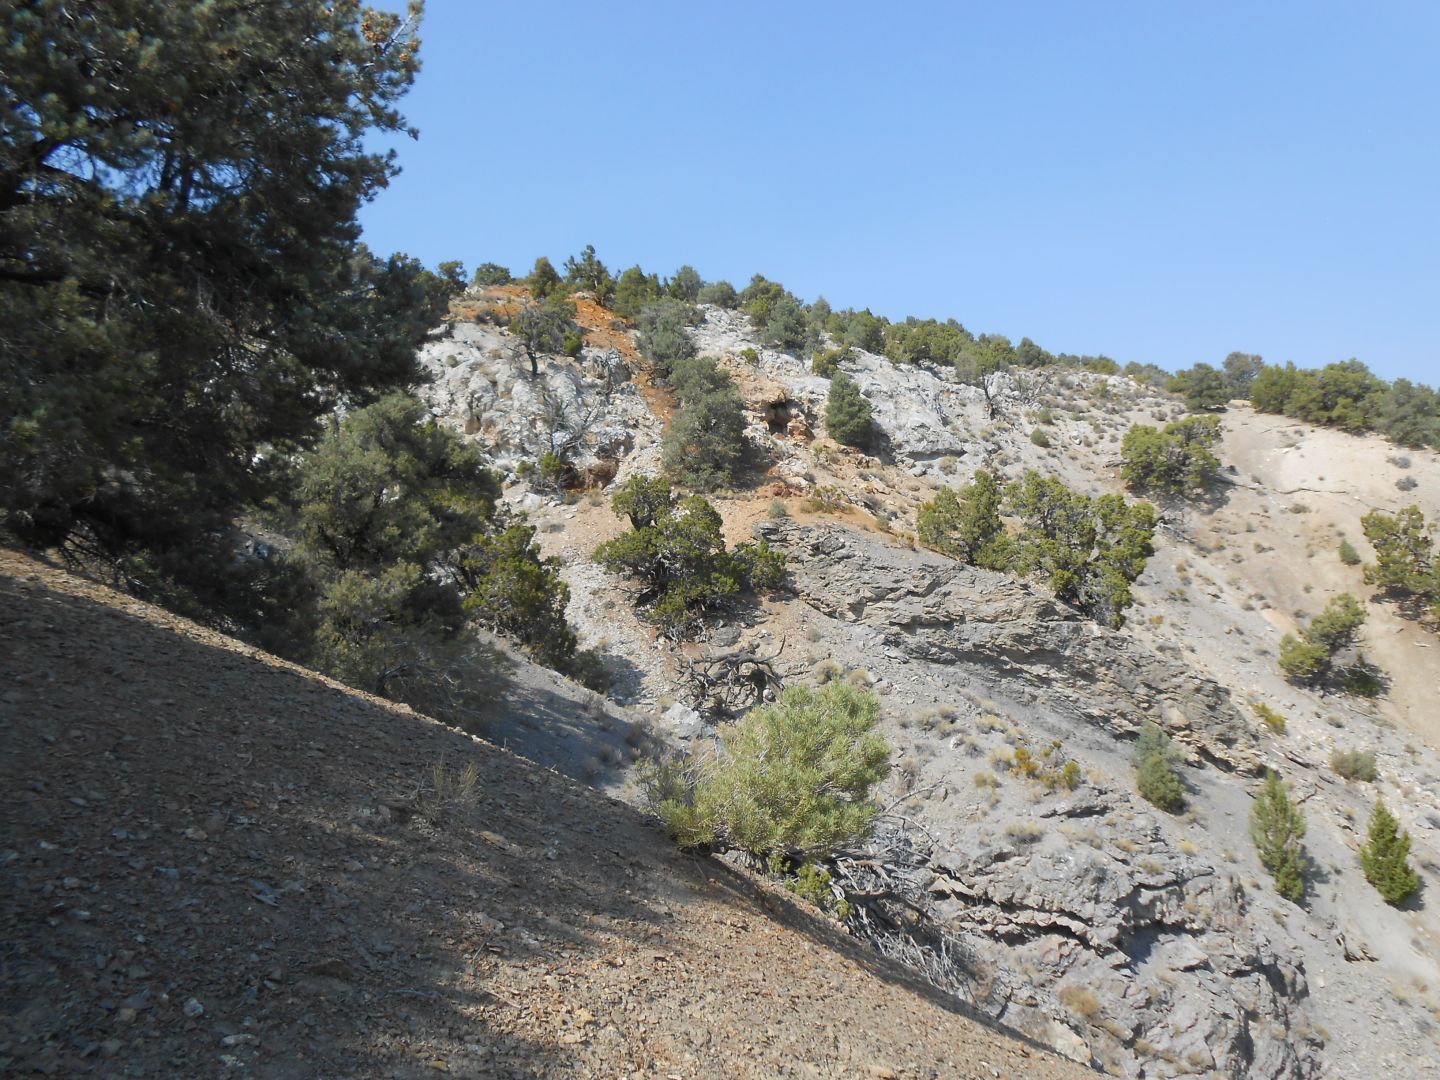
[0, 550, 1088, 1079]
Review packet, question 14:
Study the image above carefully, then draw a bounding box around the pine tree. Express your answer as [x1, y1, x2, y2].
[915, 469, 1013, 569]
[825, 372, 875, 448]
[643, 681, 891, 860]
[1361, 801, 1420, 905]
[1, 0, 455, 606]
[1250, 771, 1308, 903]
[1132, 722, 1185, 812]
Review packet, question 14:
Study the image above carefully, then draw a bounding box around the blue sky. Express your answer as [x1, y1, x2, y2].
[360, 1, 1439, 383]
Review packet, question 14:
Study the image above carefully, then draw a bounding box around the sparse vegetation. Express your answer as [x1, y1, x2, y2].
[1010, 739, 1082, 791]
[1252, 701, 1287, 734]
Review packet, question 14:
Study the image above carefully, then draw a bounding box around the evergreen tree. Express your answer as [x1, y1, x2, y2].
[293, 393, 584, 715]
[1168, 363, 1229, 411]
[1132, 722, 1185, 812]
[662, 357, 747, 491]
[1250, 771, 1308, 903]
[915, 470, 1012, 569]
[666, 265, 704, 303]
[825, 372, 875, 448]
[594, 479, 784, 639]
[1361, 506, 1435, 596]
[1222, 352, 1265, 399]
[739, 274, 789, 328]
[1279, 593, 1369, 687]
[526, 256, 564, 299]
[1121, 415, 1223, 496]
[612, 265, 662, 318]
[1007, 472, 1157, 628]
[1376, 379, 1440, 449]
[1361, 801, 1420, 905]
[763, 296, 812, 353]
[1250, 362, 1304, 414]
[1, 0, 456, 605]
[472, 262, 513, 287]
[635, 300, 697, 377]
[563, 243, 614, 303]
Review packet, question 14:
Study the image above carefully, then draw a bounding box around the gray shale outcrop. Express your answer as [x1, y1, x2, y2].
[763, 519, 1318, 1077]
[762, 518, 1261, 774]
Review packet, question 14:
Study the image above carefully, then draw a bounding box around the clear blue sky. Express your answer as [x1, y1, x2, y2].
[360, 1, 1439, 383]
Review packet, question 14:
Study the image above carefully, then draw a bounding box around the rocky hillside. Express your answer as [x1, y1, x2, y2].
[0, 549, 1091, 1079]
[411, 287, 1440, 1078]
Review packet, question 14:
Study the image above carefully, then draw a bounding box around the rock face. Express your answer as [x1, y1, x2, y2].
[764, 519, 1261, 773]
[756, 519, 1321, 1076]
[416, 320, 662, 477]
[923, 802, 1317, 1078]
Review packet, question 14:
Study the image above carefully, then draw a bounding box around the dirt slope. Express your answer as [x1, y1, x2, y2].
[0, 550, 1088, 1080]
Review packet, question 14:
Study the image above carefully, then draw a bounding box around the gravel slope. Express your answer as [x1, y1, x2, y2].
[0, 549, 1089, 1079]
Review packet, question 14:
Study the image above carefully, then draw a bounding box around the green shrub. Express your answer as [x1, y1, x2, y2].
[612, 265, 662, 318]
[293, 394, 580, 722]
[1007, 471, 1157, 628]
[919, 469, 1156, 628]
[1167, 363, 1229, 411]
[1330, 747, 1378, 782]
[1279, 594, 1371, 689]
[594, 476, 783, 638]
[563, 243, 614, 303]
[915, 470, 1011, 570]
[769, 857, 853, 920]
[697, 279, 738, 308]
[812, 346, 849, 378]
[763, 296, 812, 353]
[739, 346, 760, 364]
[1132, 722, 1185, 812]
[561, 328, 584, 357]
[510, 296, 577, 377]
[635, 299, 698, 377]
[1120, 415, 1223, 495]
[1338, 538, 1361, 566]
[472, 262, 512, 287]
[526, 255, 564, 299]
[666, 265, 703, 303]
[1278, 633, 1329, 682]
[1250, 771, 1308, 903]
[642, 681, 891, 861]
[1361, 506, 1439, 623]
[1029, 427, 1051, 448]
[826, 372, 875, 447]
[1361, 801, 1420, 905]
[739, 274, 789, 328]
[661, 357, 747, 491]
